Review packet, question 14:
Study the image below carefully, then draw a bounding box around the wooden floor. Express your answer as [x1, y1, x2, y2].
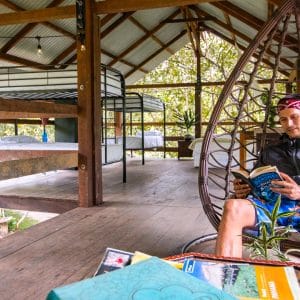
[0, 159, 216, 300]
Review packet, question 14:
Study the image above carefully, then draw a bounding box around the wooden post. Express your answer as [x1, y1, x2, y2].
[76, 0, 102, 207]
[195, 26, 202, 138]
[115, 112, 122, 136]
[297, 57, 300, 94]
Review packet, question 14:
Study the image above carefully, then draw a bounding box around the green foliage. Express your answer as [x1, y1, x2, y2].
[173, 108, 198, 134]
[260, 89, 281, 128]
[132, 32, 239, 155]
[243, 196, 295, 261]
[5, 210, 38, 232]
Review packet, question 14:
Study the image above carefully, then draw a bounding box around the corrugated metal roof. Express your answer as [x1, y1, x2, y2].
[0, 0, 297, 86]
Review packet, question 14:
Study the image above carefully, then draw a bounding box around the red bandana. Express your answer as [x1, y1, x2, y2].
[277, 95, 300, 113]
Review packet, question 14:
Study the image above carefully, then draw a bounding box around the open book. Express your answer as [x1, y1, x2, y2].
[231, 165, 283, 201]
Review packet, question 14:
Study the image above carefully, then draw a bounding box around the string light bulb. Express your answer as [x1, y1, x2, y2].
[36, 36, 42, 56]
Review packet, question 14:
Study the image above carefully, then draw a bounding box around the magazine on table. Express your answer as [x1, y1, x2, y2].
[94, 247, 134, 276]
[182, 259, 300, 300]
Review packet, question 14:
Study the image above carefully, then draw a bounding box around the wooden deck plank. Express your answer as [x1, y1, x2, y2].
[0, 159, 215, 300]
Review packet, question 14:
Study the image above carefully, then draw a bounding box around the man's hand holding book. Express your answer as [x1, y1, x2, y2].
[233, 179, 251, 199]
[271, 172, 300, 200]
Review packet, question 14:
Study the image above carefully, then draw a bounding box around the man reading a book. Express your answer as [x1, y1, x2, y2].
[216, 94, 300, 258]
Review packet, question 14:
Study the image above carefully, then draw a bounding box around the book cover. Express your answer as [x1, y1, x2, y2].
[47, 257, 236, 300]
[94, 247, 133, 276]
[231, 165, 283, 201]
[183, 259, 300, 300]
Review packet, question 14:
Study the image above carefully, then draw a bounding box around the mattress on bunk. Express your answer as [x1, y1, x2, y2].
[117, 135, 164, 149]
[101, 143, 123, 163]
[0, 141, 78, 151]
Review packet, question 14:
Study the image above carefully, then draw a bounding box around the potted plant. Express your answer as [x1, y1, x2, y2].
[173, 108, 198, 141]
[243, 196, 296, 261]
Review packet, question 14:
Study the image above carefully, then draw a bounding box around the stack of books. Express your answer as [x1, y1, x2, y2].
[46, 248, 300, 300]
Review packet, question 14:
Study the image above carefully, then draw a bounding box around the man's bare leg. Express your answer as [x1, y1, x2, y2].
[215, 198, 256, 257]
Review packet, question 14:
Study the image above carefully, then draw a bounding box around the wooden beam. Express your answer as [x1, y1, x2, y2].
[128, 15, 174, 55]
[101, 12, 134, 39]
[0, 99, 78, 119]
[101, 13, 118, 27]
[204, 24, 290, 77]
[0, 153, 77, 180]
[108, 9, 180, 67]
[50, 42, 77, 66]
[190, 5, 294, 70]
[211, 1, 298, 53]
[101, 49, 148, 73]
[180, 7, 196, 54]
[0, 52, 50, 70]
[0, 195, 77, 214]
[77, 0, 102, 207]
[125, 30, 187, 78]
[0, 0, 24, 11]
[0, 5, 75, 25]
[96, 0, 220, 14]
[0, 0, 75, 56]
[126, 78, 289, 89]
[1, 23, 36, 53]
[268, 0, 284, 6]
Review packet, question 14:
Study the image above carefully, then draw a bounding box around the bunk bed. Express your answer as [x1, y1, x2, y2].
[0, 64, 127, 182]
[102, 92, 166, 165]
[121, 92, 166, 164]
[101, 65, 126, 182]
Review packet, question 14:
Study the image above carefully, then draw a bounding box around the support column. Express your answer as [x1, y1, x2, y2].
[297, 57, 300, 94]
[195, 26, 202, 138]
[76, 0, 102, 207]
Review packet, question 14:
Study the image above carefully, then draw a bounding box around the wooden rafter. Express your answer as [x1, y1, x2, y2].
[58, 53, 77, 68]
[268, 0, 284, 6]
[101, 13, 118, 27]
[0, 0, 75, 68]
[204, 24, 290, 77]
[101, 12, 134, 39]
[50, 42, 77, 66]
[127, 78, 289, 89]
[125, 30, 187, 78]
[211, 1, 298, 53]
[180, 7, 197, 54]
[1, 23, 36, 53]
[223, 13, 237, 46]
[0, 0, 24, 11]
[128, 15, 174, 55]
[268, 2, 276, 19]
[0, 52, 51, 69]
[108, 9, 181, 67]
[0, 5, 75, 25]
[190, 5, 294, 73]
[101, 49, 148, 73]
[96, 0, 220, 14]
